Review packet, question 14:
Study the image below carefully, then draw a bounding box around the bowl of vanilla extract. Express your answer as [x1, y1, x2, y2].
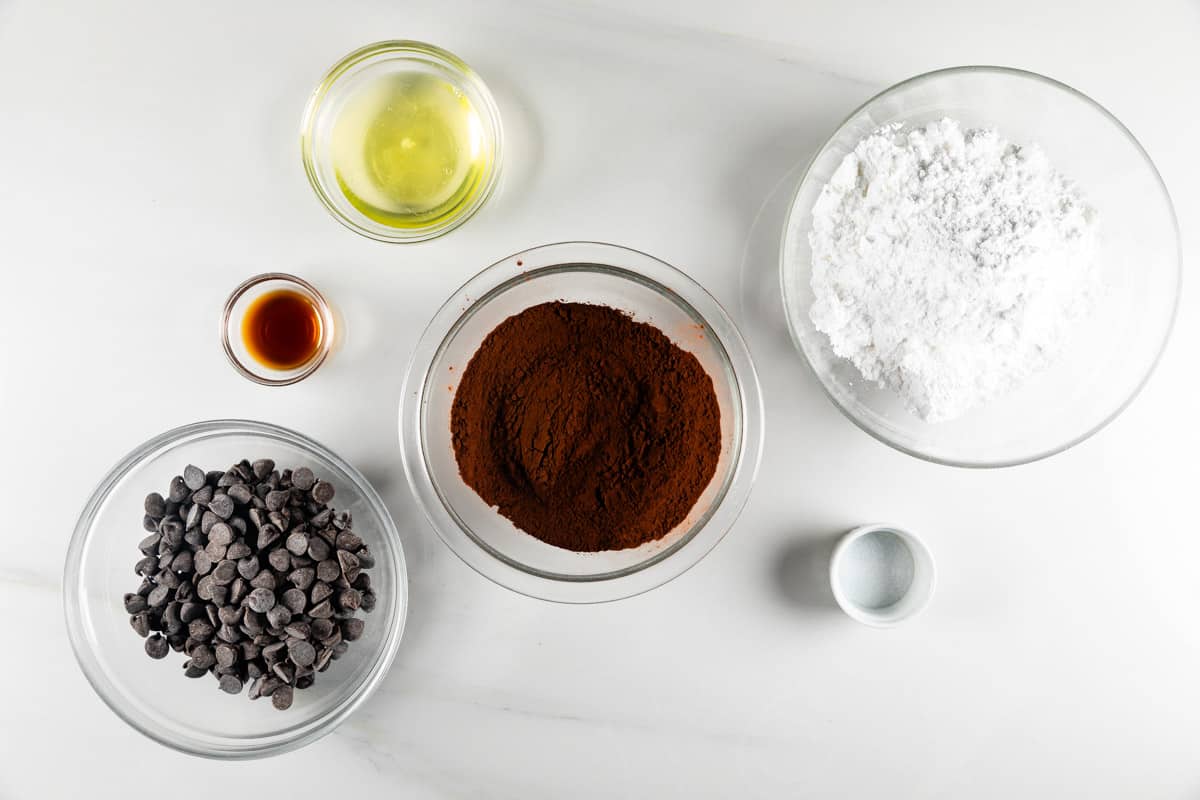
[300, 40, 504, 243]
[221, 273, 335, 385]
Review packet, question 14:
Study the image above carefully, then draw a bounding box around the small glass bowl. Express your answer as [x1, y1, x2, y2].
[221, 273, 334, 386]
[399, 242, 764, 603]
[780, 66, 1181, 467]
[300, 40, 503, 243]
[63, 420, 408, 759]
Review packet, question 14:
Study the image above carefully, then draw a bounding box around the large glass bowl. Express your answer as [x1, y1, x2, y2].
[780, 66, 1181, 467]
[63, 420, 408, 759]
[399, 242, 764, 602]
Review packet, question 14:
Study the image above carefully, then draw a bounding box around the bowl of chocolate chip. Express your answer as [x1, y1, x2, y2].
[399, 242, 764, 602]
[63, 419, 407, 758]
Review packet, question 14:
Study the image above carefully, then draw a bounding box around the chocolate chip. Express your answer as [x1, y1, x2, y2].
[285, 532, 308, 556]
[172, 550, 193, 574]
[341, 618, 365, 641]
[147, 584, 171, 608]
[256, 523, 281, 551]
[210, 493, 234, 519]
[168, 475, 190, 503]
[218, 674, 243, 694]
[288, 567, 315, 590]
[335, 531, 363, 552]
[222, 483, 248, 505]
[310, 619, 335, 640]
[279, 588, 306, 615]
[225, 541, 251, 560]
[336, 550, 360, 582]
[138, 532, 161, 555]
[232, 574, 251, 604]
[144, 492, 166, 519]
[246, 587, 276, 613]
[271, 662, 295, 685]
[183, 465, 206, 491]
[188, 619, 215, 642]
[268, 548, 291, 572]
[291, 467, 316, 491]
[237, 556, 260, 580]
[310, 582, 333, 606]
[145, 634, 169, 659]
[271, 685, 294, 710]
[311, 481, 335, 505]
[265, 605, 292, 630]
[242, 610, 265, 636]
[337, 589, 361, 611]
[316, 559, 340, 583]
[249, 570, 276, 591]
[287, 640, 316, 667]
[207, 522, 233, 546]
[130, 612, 151, 637]
[306, 536, 331, 562]
[191, 485, 214, 507]
[266, 490, 290, 512]
[215, 643, 239, 669]
[211, 560, 237, 586]
[284, 622, 310, 640]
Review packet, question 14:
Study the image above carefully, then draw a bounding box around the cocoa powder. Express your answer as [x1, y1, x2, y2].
[450, 301, 721, 552]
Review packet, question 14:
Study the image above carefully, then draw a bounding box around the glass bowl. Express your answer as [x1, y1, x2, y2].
[221, 273, 335, 386]
[399, 242, 764, 602]
[63, 420, 408, 759]
[780, 66, 1181, 468]
[300, 41, 503, 243]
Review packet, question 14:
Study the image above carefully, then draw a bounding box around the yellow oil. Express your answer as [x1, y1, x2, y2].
[331, 72, 489, 228]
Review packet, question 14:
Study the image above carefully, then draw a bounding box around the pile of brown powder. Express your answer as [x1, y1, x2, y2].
[450, 301, 722, 552]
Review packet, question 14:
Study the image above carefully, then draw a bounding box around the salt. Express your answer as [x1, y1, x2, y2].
[836, 529, 915, 611]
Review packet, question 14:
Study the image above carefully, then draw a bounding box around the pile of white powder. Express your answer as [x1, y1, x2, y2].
[808, 118, 1099, 422]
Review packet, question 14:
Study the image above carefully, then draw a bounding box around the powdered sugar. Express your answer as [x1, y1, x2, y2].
[808, 118, 1099, 422]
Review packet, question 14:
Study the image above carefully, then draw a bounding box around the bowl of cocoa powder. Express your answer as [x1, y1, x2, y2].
[399, 242, 763, 602]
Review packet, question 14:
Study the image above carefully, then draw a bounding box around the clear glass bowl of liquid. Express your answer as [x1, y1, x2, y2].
[301, 41, 503, 243]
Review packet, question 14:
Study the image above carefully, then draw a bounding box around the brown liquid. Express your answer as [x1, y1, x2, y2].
[241, 290, 322, 370]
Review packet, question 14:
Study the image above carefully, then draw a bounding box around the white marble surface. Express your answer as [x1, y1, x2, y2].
[2, 0, 1198, 796]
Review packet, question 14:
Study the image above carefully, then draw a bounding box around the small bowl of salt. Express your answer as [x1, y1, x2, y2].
[829, 524, 935, 627]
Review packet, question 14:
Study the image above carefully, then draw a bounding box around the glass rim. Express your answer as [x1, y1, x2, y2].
[299, 40, 504, 244]
[398, 241, 765, 603]
[62, 418, 409, 759]
[220, 272, 335, 386]
[778, 64, 1183, 469]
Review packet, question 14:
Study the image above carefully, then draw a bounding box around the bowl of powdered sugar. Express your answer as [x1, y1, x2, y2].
[781, 66, 1180, 467]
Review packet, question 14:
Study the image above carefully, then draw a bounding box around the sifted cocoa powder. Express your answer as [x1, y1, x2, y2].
[450, 301, 722, 552]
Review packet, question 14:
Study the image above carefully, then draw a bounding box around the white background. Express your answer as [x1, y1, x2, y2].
[2, 0, 1198, 796]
